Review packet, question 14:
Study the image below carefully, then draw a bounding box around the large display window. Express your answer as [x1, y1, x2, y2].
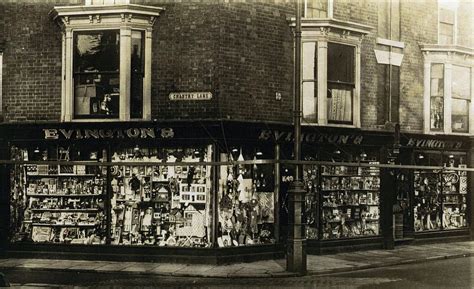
[302, 148, 381, 240]
[10, 145, 107, 244]
[217, 147, 276, 247]
[109, 145, 213, 247]
[414, 151, 468, 232]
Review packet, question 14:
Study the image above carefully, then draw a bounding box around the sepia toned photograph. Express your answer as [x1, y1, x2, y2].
[0, 0, 472, 288]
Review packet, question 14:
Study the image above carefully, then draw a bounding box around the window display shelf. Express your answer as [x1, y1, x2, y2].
[323, 204, 379, 208]
[321, 189, 379, 192]
[31, 223, 99, 227]
[27, 174, 97, 177]
[30, 208, 100, 212]
[27, 194, 103, 197]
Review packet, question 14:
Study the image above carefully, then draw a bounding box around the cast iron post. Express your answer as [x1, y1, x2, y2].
[287, 0, 307, 274]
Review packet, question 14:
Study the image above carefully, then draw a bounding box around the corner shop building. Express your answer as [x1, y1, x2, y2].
[1, 120, 473, 263]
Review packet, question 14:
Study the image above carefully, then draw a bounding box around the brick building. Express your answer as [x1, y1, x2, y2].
[0, 0, 472, 263]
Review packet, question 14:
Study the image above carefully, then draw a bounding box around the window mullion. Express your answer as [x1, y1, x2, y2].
[444, 63, 452, 133]
[120, 27, 132, 121]
[470, 68, 474, 134]
[317, 40, 328, 125]
[64, 28, 74, 122]
[143, 28, 152, 120]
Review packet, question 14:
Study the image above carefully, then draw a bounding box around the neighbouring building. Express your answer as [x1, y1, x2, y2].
[0, 0, 472, 263]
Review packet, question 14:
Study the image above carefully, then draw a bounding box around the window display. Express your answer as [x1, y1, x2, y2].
[320, 164, 380, 239]
[217, 150, 275, 247]
[414, 152, 467, 232]
[110, 146, 212, 247]
[10, 146, 107, 244]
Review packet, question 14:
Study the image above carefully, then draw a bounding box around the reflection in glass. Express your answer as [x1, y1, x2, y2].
[73, 30, 120, 118]
[131, 30, 144, 119]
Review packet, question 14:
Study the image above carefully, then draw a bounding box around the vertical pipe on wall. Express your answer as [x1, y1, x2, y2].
[212, 144, 219, 248]
[274, 144, 280, 241]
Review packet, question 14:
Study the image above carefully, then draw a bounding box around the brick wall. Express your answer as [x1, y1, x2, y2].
[399, 0, 437, 133]
[2, 0, 81, 123]
[0, 0, 471, 135]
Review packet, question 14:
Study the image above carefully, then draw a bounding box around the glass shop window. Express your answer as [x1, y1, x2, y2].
[430, 63, 444, 131]
[413, 151, 467, 232]
[217, 147, 275, 247]
[451, 65, 471, 133]
[9, 145, 107, 244]
[110, 146, 212, 247]
[327, 43, 354, 124]
[301, 148, 381, 240]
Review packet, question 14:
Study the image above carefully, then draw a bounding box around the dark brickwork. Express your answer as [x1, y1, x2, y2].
[0, 0, 472, 136]
[2, 0, 81, 123]
[399, 0, 437, 132]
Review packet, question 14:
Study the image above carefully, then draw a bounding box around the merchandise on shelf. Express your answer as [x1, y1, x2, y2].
[217, 152, 275, 247]
[318, 164, 380, 240]
[110, 147, 212, 247]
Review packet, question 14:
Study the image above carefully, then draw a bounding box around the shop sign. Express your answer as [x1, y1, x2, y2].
[169, 92, 212, 101]
[258, 130, 363, 145]
[43, 127, 174, 140]
[405, 138, 462, 149]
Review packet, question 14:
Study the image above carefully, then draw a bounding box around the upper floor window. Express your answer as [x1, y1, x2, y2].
[422, 45, 474, 134]
[297, 18, 370, 127]
[438, 0, 458, 45]
[50, 4, 163, 122]
[304, 0, 332, 18]
[85, 0, 129, 5]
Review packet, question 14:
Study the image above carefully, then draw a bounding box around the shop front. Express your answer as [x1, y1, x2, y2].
[396, 134, 471, 242]
[1, 122, 472, 263]
[1, 121, 285, 264]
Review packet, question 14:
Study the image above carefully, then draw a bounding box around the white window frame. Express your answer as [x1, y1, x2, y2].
[421, 45, 474, 135]
[438, 0, 458, 45]
[304, 0, 333, 19]
[50, 4, 163, 122]
[296, 18, 371, 128]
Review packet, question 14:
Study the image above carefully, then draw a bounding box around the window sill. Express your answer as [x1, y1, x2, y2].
[425, 131, 472, 137]
[302, 122, 358, 129]
[65, 118, 150, 123]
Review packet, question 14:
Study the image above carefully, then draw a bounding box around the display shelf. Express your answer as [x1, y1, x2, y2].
[27, 194, 103, 197]
[321, 189, 379, 192]
[26, 174, 97, 177]
[31, 223, 99, 227]
[323, 204, 379, 208]
[30, 208, 100, 212]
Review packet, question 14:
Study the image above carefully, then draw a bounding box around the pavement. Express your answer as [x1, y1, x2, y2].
[0, 240, 472, 279]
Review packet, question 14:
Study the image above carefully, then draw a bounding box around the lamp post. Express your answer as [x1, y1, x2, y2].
[286, 0, 307, 274]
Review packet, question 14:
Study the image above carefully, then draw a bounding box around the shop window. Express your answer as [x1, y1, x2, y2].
[297, 18, 369, 127]
[217, 148, 276, 247]
[110, 146, 213, 247]
[300, 148, 381, 240]
[9, 146, 108, 244]
[414, 152, 467, 232]
[304, 0, 331, 18]
[50, 4, 163, 122]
